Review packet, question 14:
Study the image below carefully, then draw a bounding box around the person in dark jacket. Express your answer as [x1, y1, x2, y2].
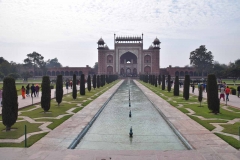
[26, 84, 30, 97]
[237, 85, 240, 98]
[31, 84, 36, 97]
[35, 84, 39, 97]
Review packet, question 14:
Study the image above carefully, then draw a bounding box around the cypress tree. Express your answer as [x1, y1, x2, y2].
[106, 75, 109, 84]
[162, 75, 165, 90]
[184, 75, 190, 100]
[167, 75, 171, 92]
[97, 75, 100, 88]
[93, 74, 96, 89]
[155, 77, 157, 87]
[41, 76, 51, 112]
[198, 85, 203, 107]
[174, 76, 179, 96]
[207, 74, 219, 114]
[80, 74, 85, 95]
[56, 75, 63, 105]
[2, 77, 18, 131]
[158, 74, 161, 87]
[87, 75, 91, 92]
[72, 74, 77, 99]
[103, 75, 105, 86]
[152, 75, 155, 85]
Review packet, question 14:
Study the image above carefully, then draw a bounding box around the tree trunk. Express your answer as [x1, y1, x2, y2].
[6, 126, 11, 131]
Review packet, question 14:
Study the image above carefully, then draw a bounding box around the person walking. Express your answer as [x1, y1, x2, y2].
[31, 84, 36, 97]
[219, 86, 225, 101]
[191, 83, 195, 93]
[70, 81, 73, 89]
[225, 86, 231, 101]
[237, 85, 240, 98]
[0, 87, 3, 107]
[35, 84, 39, 97]
[26, 84, 30, 97]
[21, 86, 26, 99]
[66, 81, 69, 89]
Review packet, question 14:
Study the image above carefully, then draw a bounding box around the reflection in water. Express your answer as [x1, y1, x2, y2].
[75, 79, 187, 150]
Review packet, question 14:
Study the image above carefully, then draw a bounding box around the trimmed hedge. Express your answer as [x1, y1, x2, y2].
[198, 85, 203, 106]
[93, 74, 96, 89]
[41, 76, 51, 112]
[2, 77, 18, 131]
[72, 74, 77, 99]
[184, 75, 190, 100]
[56, 75, 63, 105]
[80, 74, 85, 95]
[167, 75, 171, 92]
[174, 76, 179, 96]
[162, 75, 165, 90]
[207, 74, 220, 113]
[87, 75, 91, 92]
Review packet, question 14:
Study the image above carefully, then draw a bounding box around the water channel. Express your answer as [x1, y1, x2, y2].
[75, 79, 187, 150]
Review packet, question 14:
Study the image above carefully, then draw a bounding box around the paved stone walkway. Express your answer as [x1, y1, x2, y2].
[0, 80, 239, 159]
[179, 87, 240, 109]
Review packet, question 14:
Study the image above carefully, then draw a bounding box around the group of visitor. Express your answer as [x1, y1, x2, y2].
[197, 83, 207, 92]
[219, 82, 231, 101]
[21, 84, 40, 99]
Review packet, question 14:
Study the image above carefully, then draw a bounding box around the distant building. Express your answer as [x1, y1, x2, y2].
[97, 34, 160, 76]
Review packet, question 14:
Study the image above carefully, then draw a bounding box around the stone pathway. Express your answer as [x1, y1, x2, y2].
[0, 80, 239, 159]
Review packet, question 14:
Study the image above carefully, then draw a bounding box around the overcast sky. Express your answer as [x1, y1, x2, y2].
[0, 0, 239, 68]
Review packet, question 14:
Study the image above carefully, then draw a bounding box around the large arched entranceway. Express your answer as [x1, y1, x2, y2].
[120, 52, 137, 76]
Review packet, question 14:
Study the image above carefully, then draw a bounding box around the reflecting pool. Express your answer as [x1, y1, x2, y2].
[75, 80, 187, 150]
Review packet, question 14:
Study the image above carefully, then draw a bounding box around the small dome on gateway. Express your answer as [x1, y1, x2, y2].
[97, 37, 105, 44]
[153, 37, 160, 44]
[104, 45, 109, 49]
[149, 45, 153, 49]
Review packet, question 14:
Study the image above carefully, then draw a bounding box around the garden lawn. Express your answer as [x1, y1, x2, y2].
[0, 80, 119, 147]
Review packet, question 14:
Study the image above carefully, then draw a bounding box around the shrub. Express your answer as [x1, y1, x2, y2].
[72, 74, 77, 99]
[56, 75, 63, 105]
[158, 75, 161, 86]
[174, 76, 179, 96]
[93, 74, 96, 89]
[50, 85, 54, 89]
[155, 76, 157, 87]
[80, 74, 85, 95]
[207, 74, 219, 113]
[162, 75, 165, 90]
[167, 75, 171, 92]
[87, 75, 91, 92]
[97, 75, 100, 88]
[184, 75, 190, 100]
[41, 76, 51, 112]
[198, 86, 203, 106]
[231, 89, 236, 95]
[2, 77, 18, 131]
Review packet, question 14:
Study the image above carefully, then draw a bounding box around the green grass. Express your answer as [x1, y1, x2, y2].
[214, 133, 240, 149]
[189, 115, 227, 131]
[139, 80, 240, 149]
[35, 115, 72, 130]
[221, 122, 240, 135]
[72, 107, 83, 113]
[0, 132, 48, 148]
[0, 121, 42, 139]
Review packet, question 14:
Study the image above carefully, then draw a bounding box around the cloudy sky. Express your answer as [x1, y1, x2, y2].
[0, 0, 240, 68]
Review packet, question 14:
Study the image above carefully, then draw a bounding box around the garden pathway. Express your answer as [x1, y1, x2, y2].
[179, 87, 240, 109]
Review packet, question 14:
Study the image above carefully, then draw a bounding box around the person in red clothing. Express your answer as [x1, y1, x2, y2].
[225, 86, 231, 101]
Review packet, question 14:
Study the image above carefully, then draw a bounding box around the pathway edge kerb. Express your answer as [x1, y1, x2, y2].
[133, 80, 193, 150]
[68, 80, 124, 149]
